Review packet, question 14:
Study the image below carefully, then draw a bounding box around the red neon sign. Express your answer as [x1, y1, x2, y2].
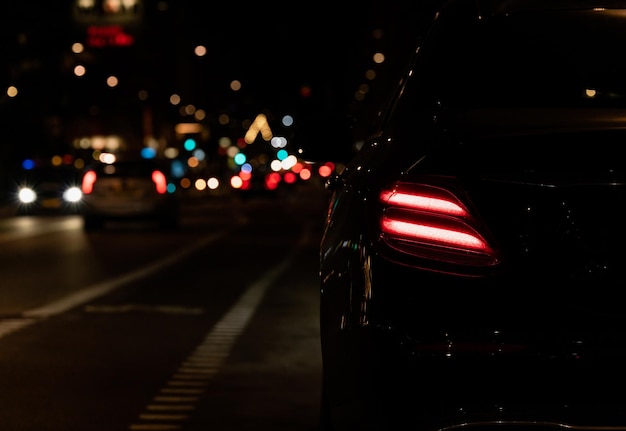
[87, 25, 135, 47]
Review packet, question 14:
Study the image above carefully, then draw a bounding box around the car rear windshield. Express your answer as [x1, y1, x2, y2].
[417, 8, 626, 109]
[96, 160, 165, 177]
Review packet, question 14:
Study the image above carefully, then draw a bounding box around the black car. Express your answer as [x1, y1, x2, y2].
[80, 155, 180, 230]
[297, 1, 626, 430]
[14, 163, 84, 215]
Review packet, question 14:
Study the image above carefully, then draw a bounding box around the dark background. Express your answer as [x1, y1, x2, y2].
[0, 0, 439, 190]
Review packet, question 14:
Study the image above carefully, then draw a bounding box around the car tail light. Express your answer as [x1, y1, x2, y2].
[81, 170, 97, 194]
[379, 181, 500, 275]
[152, 170, 168, 194]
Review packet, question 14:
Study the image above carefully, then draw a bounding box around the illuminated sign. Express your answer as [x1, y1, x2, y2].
[86, 25, 134, 47]
[73, 0, 143, 29]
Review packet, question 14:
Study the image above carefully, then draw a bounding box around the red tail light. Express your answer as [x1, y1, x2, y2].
[81, 170, 97, 194]
[152, 170, 168, 194]
[379, 181, 500, 275]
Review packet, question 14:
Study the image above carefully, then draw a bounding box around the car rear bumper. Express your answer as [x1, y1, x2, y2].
[320, 255, 626, 430]
[323, 321, 626, 431]
[82, 196, 178, 219]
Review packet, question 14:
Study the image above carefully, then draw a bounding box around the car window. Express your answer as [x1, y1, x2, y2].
[19, 165, 82, 184]
[93, 160, 168, 178]
[416, 9, 626, 109]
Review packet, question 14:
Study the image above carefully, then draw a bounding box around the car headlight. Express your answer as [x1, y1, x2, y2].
[18, 187, 37, 204]
[63, 186, 83, 203]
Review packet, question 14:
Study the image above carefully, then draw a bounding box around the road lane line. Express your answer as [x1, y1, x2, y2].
[22, 229, 235, 319]
[0, 318, 38, 339]
[129, 225, 312, 430]
[0, 217, 82, 244]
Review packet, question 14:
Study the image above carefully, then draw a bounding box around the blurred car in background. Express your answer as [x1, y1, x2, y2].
[80, 155, 180, 230]
[297, 1, 626, 430]
[14, 163, 83, 215]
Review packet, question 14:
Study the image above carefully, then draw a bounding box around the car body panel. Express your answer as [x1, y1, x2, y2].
[81, 157, 180, 230]
[14, 164, 84, 215]
[312, 1, 626, 430]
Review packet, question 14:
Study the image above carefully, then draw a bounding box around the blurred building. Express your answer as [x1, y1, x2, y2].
[1, 0, 431, 197]
[1, 0, 188, 164]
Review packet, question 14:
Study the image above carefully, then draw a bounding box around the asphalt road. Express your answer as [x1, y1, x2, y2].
[0, 186, 328, 430]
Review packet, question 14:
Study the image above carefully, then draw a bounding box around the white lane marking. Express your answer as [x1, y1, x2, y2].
[130, 415, 182, 431]
[0, 229, 234, 341]
[0, 318, 38, 338]
[22, 229, 235, 319]
[147, 405, 196, 411]
[153, 396, 199, 403]
[159, 388, 203, 395]
[0, 217, 82, 244]
[129, 227, 312, 430]
[84, 305, 204, 315]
